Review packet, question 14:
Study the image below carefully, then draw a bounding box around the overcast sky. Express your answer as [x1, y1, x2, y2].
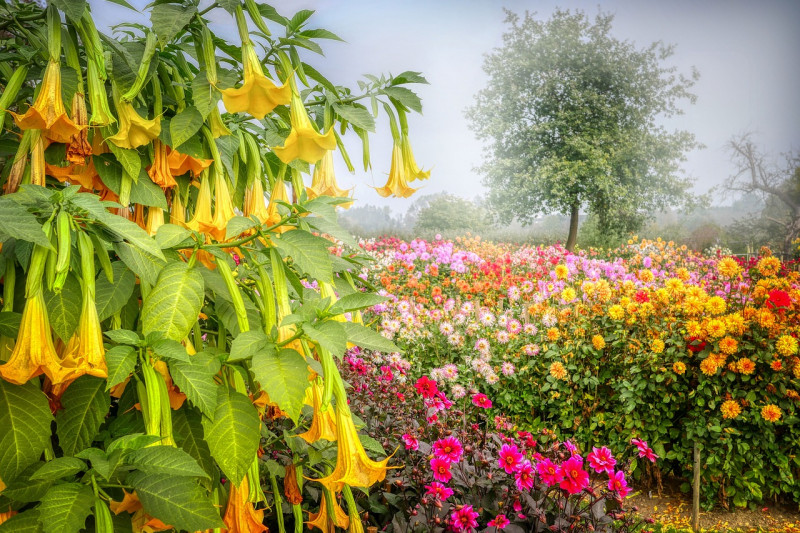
[93, 0, 800, 213]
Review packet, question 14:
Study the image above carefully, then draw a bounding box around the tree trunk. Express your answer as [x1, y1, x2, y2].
[565, 203, 579, 252]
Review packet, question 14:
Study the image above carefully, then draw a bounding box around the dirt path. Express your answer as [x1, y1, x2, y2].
[630, 490, 800, 532]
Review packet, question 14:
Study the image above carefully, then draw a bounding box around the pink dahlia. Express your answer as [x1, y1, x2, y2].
[608, 470, 631, 498]
[536, 458, 563, 487]
[430, 457, 452, 483]
[401, 433, 419, 451]
[558, 456, 590, 494]
[425, 481, 454, 501]
[587, 446, 617, 474]
[415, 376, 438, 399]
[488, 514, 510, 529]
[497, 444, 524, 474]
[450, 505, 480, 532]
[471, 393, 492, 409]
[514, 459, 535, 491]
[433, 436, 464, 464]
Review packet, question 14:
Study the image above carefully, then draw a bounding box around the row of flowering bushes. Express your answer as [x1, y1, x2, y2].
[339, 349, 652, 532]
[357, 236, 800, 509]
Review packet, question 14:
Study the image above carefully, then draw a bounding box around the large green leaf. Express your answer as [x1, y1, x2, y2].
[44, 274, 83, 342]
[128, 472, 224, 531]
[0, 509, 43, 532]
[154, 224, 194, 249]
[329, 292, 387, 314]
[273, 230, 333, 283]
[95, 262, 136, 322]
[381, 86, 423, 113]
[170, 106, 204, 149]
[202, 387, 261, 485]
[93, 155, 167, 209]
[127, 445, 209, 479]
[38, 483, 94, 533]
[191, 70, 218, 118]
[0, 311, 22, 337]
[0, 382, 52, 482]
[332, 103, 375, 132]
[1, 463, 52, 503]
[30, 457, 86, 481]
[168, 351, 219, 417]
[56, 376, 111, 456]
[105, 345, 137, 390]
[251, 347, 309, 423]
[151, 3, 197, 43]
[343, 322, 400, 353]
[0, 196, 52, 250]
[303, 321, 346, 358]
[113, 242, 166, 286]
[173, 408, 216, 481]
[141, 261, 204, 341]
[229, 329, 269, 362]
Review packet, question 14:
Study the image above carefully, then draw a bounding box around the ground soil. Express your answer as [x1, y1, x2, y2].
[630, 486, 800, 532]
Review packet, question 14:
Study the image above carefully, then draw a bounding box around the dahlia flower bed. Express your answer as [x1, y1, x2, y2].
[356, 236, 800, 509]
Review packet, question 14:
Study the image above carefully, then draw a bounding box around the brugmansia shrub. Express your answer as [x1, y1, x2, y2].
[339, 350, 650, 532]
[361, 236, 800, 510]
[0, 0, 430, 531]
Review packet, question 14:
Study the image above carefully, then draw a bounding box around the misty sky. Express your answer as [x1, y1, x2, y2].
[91, 0, 800, 213]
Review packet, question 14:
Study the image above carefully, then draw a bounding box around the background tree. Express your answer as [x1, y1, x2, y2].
[467, 9, 703, 251]
[413, 194, 488, 237]
[724, 134, 800, 256]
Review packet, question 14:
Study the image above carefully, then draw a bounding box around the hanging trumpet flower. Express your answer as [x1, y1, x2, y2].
[12, 61, 83, 144]
[273, 77, 337, 164]
[220, 6, 291, 119]
[308, 151, 353, 208]
[375, 142, 418, 198]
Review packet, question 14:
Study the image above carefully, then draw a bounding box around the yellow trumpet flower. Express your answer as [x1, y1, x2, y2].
[209, 169, 237, 241]
[145, 207, 165, 237]
[243, 178, 270, 224]
[307, 489, 349, 533]
[147, 140, 177, 189]
[0, 292, 68, 385]
[12, 61, 83, 143]
[59, 293, 108, 382]
[375, 143, 417, 198]
[169, 191, 186, 226]
[266, 178, 292, 233]
[186, 171, 215, 235]
[107, 98, 161, 150]
[166, 148, 212, 178]
[273, 82, 336, 164]
[221, 41, 291, 120]
[401, 134, 430, 181]
[222, 478, 267, 533]
[308, 151, 353, 208]
[297, 382, 337, 443]
[66, 93, 92, 165]
[314, 405, 394, 492]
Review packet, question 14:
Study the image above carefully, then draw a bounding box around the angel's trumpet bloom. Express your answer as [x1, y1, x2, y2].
[243, 178, 270, 224]
[12, 61, 83, 143]
[0, 292, 68, 385]
[222, 478, 267, 533]
[58, 291, 108, 382]
[375, 143, 417, 198]
[209, 170, 237, 241]
[273, 82, 336, 164]
[314, 406, 394, 491]
[401, 134, 430, 181]
[297, 382, 337, 443]
[266, 178, 292, 234]
[46, 157, 99, 191]
[186, 171, 215, 235]
[147, 140, 177, 189]
[308, 151, 352, 208]
[221, 41, 291, 120]
[166, 148, 212, 178]
[66, 93, 92, 165]
[145, 207, 165, 237]
[307, 489, 349, 533]
[169, 191, 186, 226]
[107, 98, 161, 150]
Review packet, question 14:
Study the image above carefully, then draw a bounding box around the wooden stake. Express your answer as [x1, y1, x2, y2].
[692, 442, 701, 532]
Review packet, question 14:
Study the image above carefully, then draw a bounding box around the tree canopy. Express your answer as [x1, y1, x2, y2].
[467, 8, 703, 250]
